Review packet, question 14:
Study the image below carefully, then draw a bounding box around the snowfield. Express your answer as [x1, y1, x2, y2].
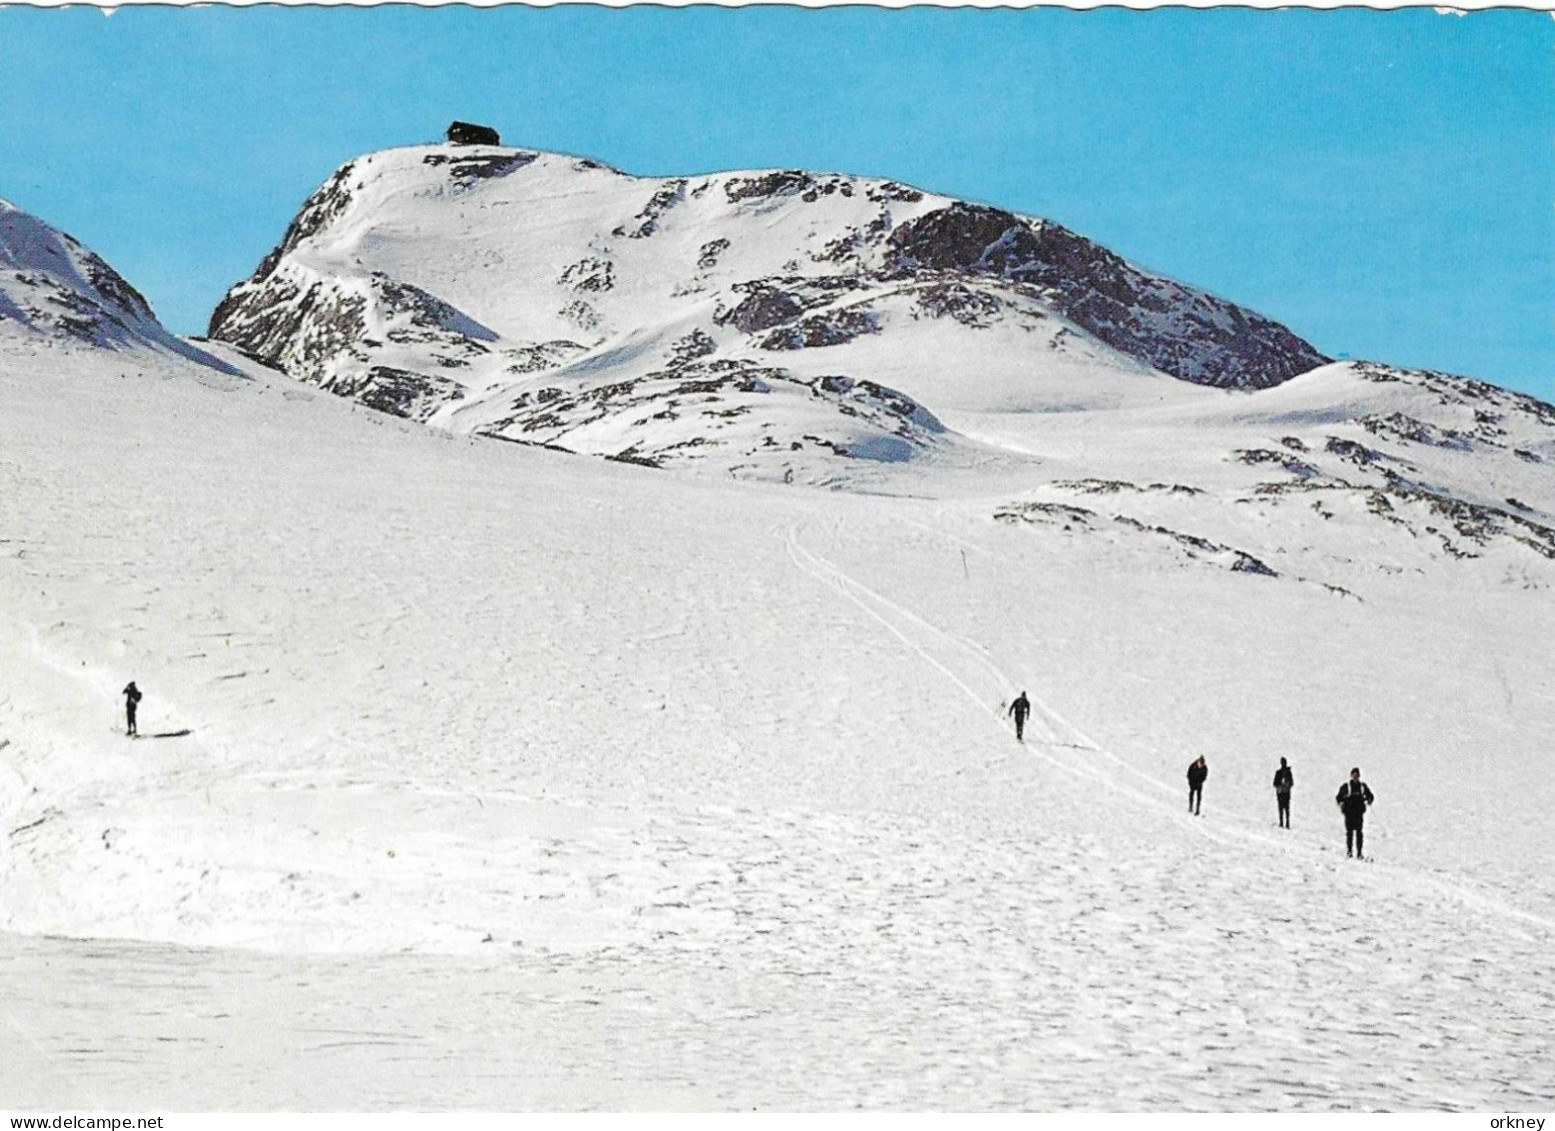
[3, 331, 1554, 1111]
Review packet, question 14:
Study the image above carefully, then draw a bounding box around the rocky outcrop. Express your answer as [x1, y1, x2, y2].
[886, 202, 1039, 274]
[884, 204, 1328, 389]
[209, 264, 499, 387]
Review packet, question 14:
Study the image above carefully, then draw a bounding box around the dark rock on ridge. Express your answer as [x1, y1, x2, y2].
[886, 203, 1328, 389]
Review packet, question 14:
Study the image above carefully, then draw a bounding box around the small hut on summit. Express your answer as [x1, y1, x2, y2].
[446, 121, 501, 146]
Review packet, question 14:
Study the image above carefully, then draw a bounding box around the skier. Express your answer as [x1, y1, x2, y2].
[1273, 757, 1294, 829]
[1007, 691, 1031, 742]
[123, 681, 142, 737]
[1335, 767, 1375, 859]
[1186, 756, 1208, 815]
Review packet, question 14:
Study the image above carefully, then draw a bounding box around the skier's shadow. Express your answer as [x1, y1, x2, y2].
[137, 729, 193, 740]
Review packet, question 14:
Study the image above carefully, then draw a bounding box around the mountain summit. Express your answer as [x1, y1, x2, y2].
[208, 141, 1327, 477]
[0, 199, 232, 371]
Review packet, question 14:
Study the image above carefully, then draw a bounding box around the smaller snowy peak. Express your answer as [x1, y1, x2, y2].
[1114, 360, 1555, 581]
[1, 199, 158, 345]
[0, 198, 235, 372]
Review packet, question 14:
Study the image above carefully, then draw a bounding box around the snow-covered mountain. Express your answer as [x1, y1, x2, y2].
[4, 148, 1555, 1110]
[0, 199, 234, 372]
[198, 139, 1555, 566]
[208, 142, 1328, 479]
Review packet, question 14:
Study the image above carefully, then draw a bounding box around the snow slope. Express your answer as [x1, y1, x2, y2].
[3, 328, 1553, 1110]
[206, 143, 1326, 480]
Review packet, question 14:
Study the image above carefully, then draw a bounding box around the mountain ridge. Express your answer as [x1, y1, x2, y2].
[205, 142, 1331, 479]
[0, 198, 237, 373]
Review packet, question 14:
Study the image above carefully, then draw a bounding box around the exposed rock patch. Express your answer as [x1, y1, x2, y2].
[724, 171, 813, 203]
[423, 151, 535, 188]
[615, 180, 686, 239]
[914, 282, 1006, 327]
[760, 308, 879, 351]
[883, 204, 1327, 389]
[697, 239, 730, 271]
[558, 258, 615, 294]
[1361, 412, 1476, 451]
[327, 365, 465, 422]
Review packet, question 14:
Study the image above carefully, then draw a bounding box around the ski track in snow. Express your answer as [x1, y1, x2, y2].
[784, 516, 1234, 848]
[2, 346, 1554, 1110]
[785, 515, 1555, 932]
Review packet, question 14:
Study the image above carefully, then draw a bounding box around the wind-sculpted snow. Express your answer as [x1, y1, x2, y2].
[208, 142, 1329, 478]
[247, 160, 362, 283]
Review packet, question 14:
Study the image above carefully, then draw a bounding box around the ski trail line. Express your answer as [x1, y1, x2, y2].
[1027, 697, 1179, 800]
[782, 519, 1235, 846]
[784, 522, 1006, 714]
[786, 517, 1555, 936]
[785, 515, 1555, 935]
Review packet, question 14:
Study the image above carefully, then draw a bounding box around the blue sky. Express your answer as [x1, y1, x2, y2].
[0, 6, 1549, 399]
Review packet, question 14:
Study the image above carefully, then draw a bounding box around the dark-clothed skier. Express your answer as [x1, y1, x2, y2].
[1008, 691, 1031, 742]
[1187, 756, 1208, 815]
[1273, 757, 1294, 829]
[123, 681, 142, 737]
[1335, 767, 1375, 859]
